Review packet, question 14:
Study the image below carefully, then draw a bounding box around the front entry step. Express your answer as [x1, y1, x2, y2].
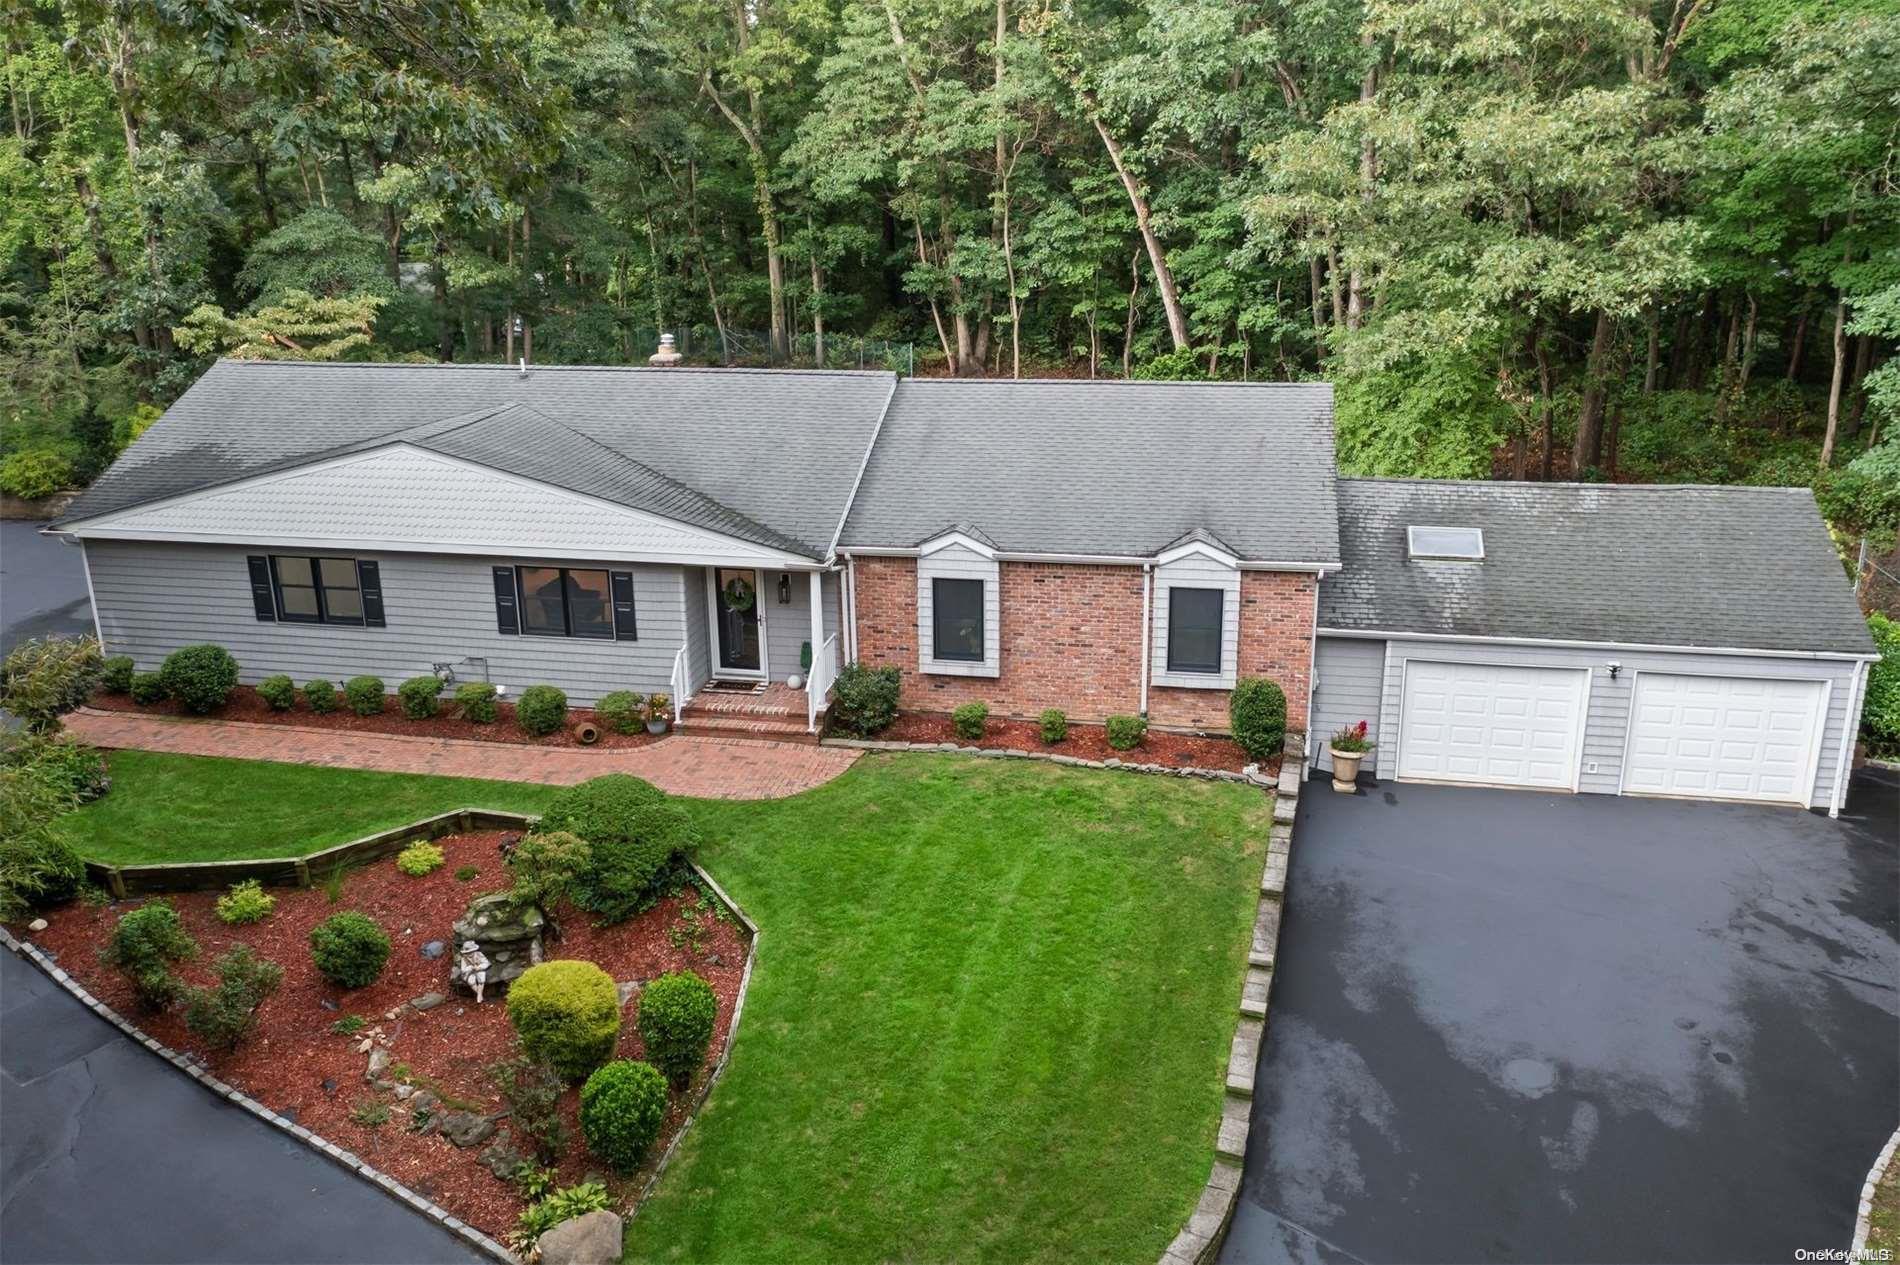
[678, 710, 819, 745]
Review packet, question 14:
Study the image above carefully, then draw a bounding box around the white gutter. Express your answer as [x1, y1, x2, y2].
[1829, 659, 1868, 819]
[1315, 626, 1880, 664]
[844, 555, 860, 663]
[824, 374, 900, 565]
[1139, 562, 1153, 715]
[840, 546, 1339, 574]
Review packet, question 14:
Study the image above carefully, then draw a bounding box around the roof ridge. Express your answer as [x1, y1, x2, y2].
[901, 376, 1329, 389]
[1341, 476, 1813, 493]
[216, 357, 893, 380]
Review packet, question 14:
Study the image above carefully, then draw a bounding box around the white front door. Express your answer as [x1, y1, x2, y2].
[1621, 672, 1826, 805]
[1397, 660, 1589, 790]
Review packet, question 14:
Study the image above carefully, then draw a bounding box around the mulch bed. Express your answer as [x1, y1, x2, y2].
[881, 712, 1267, 774]
[23, 832, 748, 1242]
[88, 686, 667, 750]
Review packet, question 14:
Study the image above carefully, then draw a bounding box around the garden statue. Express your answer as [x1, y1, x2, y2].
[454, 940, 491, 1004]
[449, 891, 546, 998]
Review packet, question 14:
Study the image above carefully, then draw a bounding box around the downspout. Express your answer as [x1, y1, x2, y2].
[844, 554, 860, 663]
[1306, 579, 1321, 771]
[77, 538, 106, 648]
[1829, 659, 1867, 819]
[1139, 562, 1153, 716]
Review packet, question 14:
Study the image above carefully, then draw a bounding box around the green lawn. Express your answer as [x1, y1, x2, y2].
[68, 750, 560, 864]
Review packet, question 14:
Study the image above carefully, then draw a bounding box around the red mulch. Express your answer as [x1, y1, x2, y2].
[88, 686, 666, 750]
[882, 712, 1268, 774]
[24, 832, 748, 1241]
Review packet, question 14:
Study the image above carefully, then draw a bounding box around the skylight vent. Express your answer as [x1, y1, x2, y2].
[1407, 525, 1484, 561]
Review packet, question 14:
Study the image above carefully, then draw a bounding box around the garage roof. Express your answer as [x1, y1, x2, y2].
[1321, 479, 1875, 656]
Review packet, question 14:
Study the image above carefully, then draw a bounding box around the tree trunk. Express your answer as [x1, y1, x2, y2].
[520, 209, 532, 365]
[504, 217, 516, 364]
[433, 238, 454, 363]
[1535, 331, 1555, 481]
[1088, 107, 1190, 352]
[1309, 257, 1326, 362]
[808, 216, 827, 368]
[1605, 402, 1624, 476]
[1643, 305, 1660, 394]
[1571, 310, 1614, 474]
[1785, 304, 1811, 381]
[253, 154, 277, 230]
[1737, 293, 1759, 393]
[1123, 249, 1143, 377]
[1846, 334, 1875, 435]
[1821, 293, 1849, 467]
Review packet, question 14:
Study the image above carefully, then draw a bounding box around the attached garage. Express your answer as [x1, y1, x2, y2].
[1311, 480, 1877, 814]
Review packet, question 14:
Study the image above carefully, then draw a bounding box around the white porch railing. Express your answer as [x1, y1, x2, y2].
[670, 645, 689, 727]
[806, 633, 840, 733]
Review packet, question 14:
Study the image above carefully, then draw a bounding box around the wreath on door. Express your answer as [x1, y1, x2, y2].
[721, 575, 756, 613]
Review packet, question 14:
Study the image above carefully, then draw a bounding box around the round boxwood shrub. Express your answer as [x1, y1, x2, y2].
[454, 681, 498, 724]
[102, 900, 198, 1009]
[1039, 708, 1068, 744]
[397, 675, 444, 720]
[539, 775, 699, 923]
[1105, 714, 1147, 751]
[303, 679, 338, 714]
[129, 671, 167, 705]
[595, 690, 642, 735]
[395, 841, 445, 876]
[507, 960, 622, 1081]
[638, 970, 717, 1087]
[343, 675, 385, 716]
[952, 701, 988, 741]
[578, 1059, 668, 1173]
[516, 684, 568, 737]
[1229, 676, 1288, 762]
[831, 662, 900, 736]
[256, 674, 297, 711]
[158, 644, 239, 714]
[100, 655, 136, 694]
[308, 911, 391, 989]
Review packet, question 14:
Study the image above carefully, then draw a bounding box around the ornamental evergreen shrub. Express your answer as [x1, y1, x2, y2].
[308, 911, 391, 989]
[102, 901, 198, 1009]
[516, 685, 568, 736]
[1, 635, 104, 731]
[507, 960, 621, 1081]
[1039, 709, 1068, 744]
[1229, 677, 1288, 762]
[637, 970, 717, 1087]
[395, 842, 445, 876]
[454, 681, 498, 723]
[215, 879, 276, 924]
[129, 672, 167, 705]
[8, 735, 110, 804]
[397, 675, 444, 719]
[831, 662, 900, 735]
[1865, 613, 1900, 754]
[158, 644, 239, 714]
[343, 675, 385, 716]
[1105, 714, 1147, 751]
[595, 690, 642, 735]
[100, 656, 135, 694]
[303, 679, 338, 713]
[256, 674, 297, 711]
[0, 449, 72, 500]
[952, 702, 988, 741]
[578, 1060, 668, 1172]
[539, 775, 699, 923]
[184, 947, 283, 1049]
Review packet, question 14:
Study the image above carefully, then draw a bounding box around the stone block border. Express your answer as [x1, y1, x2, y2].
[821, 735, 1283, 788]
[1158, 731, 1306, 1265]
[1851, 1124, 1900, 1258]
[22, 809, 763, 1262]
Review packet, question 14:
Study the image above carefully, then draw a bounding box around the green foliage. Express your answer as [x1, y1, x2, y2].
[1039, 709, 1068, 744]
[1130, 349, 1212, 381]
[1817, 437, 1900, 552]
[216, 879, 276, 925]
[184, 947, 283, 1049]
[489, 1056, 572, 1164]
[952, 702, 989, 741]
[100, 656, 135, 694]
[832, 663, 900, 736]
[513, 1182, 612, 1249]
[173, 290, 387, 362]
[1334, 350, 1509, 480]
[1229, 678, 1288, 762]
[395, 842, 445, 877]
[330, 1014, 368, 1036]
[0, 733, 92, 921]
[157, 644, 239, 715]
[397, 675, 444, 720]
[351, 1099, 391, 1128]
[638, 970, 717, 1088]
[1329, 720, 1374, 754]
[1864, 614, 1900, 755]
[506, 960, 622, 1081]
[304, 679, 339, 714]
[578, 1061, 668, 1173]
[1, 635, 104, 732]
[343, 676, 385, 716]
[102, 901, 198, 1009]
[238, 209, 396, 305]
[454, 681, 498, 724]
[507, 830, 592, 914]
[541, 775, 698, 923]
[516, 685, 568, 736]
[5, 734, 110, 804]
[455, 865, 480, 881]
[256, 674, 297, 711]
[0, 449, 73, 500]
[1105, 715, 1147, 751]
[596, 690, 643, 735]
[129, 672, 167, 705]
[308, 911, 391, 989]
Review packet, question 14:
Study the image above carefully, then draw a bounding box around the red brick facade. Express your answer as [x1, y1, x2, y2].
[849, 557, 1313, 732]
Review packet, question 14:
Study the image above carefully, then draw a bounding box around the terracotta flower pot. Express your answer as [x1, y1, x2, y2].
[1329, 747, 1365, 792]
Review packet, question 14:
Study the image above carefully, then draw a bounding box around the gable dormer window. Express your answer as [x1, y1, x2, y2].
[1407, 526, 1484, 561]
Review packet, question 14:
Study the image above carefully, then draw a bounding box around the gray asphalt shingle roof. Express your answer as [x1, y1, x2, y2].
[1321, 479, 1874, 655]
[840, 379, 1341, 563]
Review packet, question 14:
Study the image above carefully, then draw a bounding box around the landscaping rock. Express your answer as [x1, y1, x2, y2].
[319, 998, 338, 1011]
[26, 918, 47, 932]
[616, 980, 642, 1007]
[438, 1110, 497, 1149]
[394, 1084, 414, 1100]
[450, 892, 546, 995]
[478, 1128, 525, 1180]
[355, 1038, 373, 1054]
[320, 1078, 337, 1095]
[420, 940, 447, 959]
[409, 1090, 439, 1116]
[366, 1048, 391, 1081]
[537, 1210, 623, 1265]
[410, 992, 447, 1012]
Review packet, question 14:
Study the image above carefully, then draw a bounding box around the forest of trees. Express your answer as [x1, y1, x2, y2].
[1, 0, 1895, 548]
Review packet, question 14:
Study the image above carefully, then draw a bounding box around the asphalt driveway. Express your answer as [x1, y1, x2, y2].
[1223, 768, 1899, 1265]
[0, 519, 93, 653]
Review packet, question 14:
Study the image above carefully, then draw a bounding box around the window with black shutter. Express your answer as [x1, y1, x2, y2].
[1166, 587, 1223, 674]
[509, 565, 621, 640]
[492, 566, 520, 634]
[246, 556, 277, 621]
[267, 555, 375, 626]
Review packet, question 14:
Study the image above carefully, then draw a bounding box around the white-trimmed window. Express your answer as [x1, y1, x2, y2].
[917, 532, 1000, 677]
[1151, 543, 1240, 690]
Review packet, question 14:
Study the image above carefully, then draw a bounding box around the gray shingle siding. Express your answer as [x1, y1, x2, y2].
[758, 570, 842, 683]
[1311, 636, 1385, 774]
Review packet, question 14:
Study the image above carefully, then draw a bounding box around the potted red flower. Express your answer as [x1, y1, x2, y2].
[1328, 720, 1375, 792]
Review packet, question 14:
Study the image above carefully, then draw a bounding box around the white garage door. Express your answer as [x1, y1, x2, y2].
[1398, 660, 1588, 790]
[1622, 673, 1826, 805]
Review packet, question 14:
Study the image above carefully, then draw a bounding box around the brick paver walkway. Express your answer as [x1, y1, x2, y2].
[64, 708, 858, 799]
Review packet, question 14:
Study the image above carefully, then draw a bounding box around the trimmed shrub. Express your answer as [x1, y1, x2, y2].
[256, 674, 297, 711]
[952, 702, 988, 741]
[100, 656, 136, 694]
[1, 635, 104, 731]
[0, 449, 73, 500]
[1105, 714, 1147, 751]
[158, 644, 239, 714]
[7, 735, 110, 804]
[1865, 613, 1900, 754]
[489, 1056, 570, 1164]
[1039, 708, 1068, 744]
[129, 671, 167, 705]
[454, 681, 498, 724]
[517, 684, 568, 737]
[507, 960, 621, 1081]
[0, 742, 88, 921]
[540, 775, 699, 923]
[638, 970, 717, 1087]
[184, 947, 283, 1049]
[102, 901, 198, 1009]
[832, 662, 900, 736]
[343, 675, 385, 716]
[578, 1060, 668, 1173]
[395, 841, 445, 876]
[596, 690, 642, 735]
[397, 675, 444, 720]
[507, 830, 592, 914]
[303, 679, 339, 713]
[1229, 677, 1288, 762]
[216, 879, 276, 925]
[309, 911, 391, 989]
